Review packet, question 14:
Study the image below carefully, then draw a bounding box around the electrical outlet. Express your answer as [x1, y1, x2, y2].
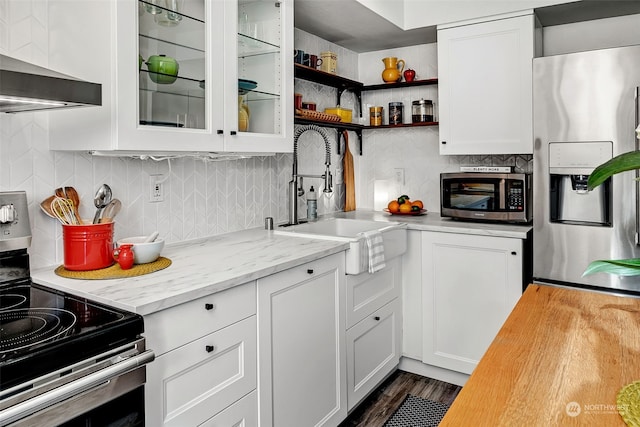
[394, 168, 405, 185]
[149, 175, 164, 202]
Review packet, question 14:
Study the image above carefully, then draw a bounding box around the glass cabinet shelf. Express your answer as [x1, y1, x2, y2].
[139, 72, 205, 99]
[238, 34, 280, 57]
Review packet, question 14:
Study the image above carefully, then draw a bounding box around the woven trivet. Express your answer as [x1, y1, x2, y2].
[54, 257, 172, 279]
[617, 380, 640, 426]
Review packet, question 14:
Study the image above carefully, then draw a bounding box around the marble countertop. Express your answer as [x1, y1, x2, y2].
[329, 209, 532, 239]
[31, 228, 348, 315]
[31, 209, 530, 316]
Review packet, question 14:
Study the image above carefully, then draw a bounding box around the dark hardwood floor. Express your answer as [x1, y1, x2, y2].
[339, 370, 462, 427]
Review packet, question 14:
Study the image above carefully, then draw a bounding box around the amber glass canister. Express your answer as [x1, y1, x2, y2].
[370, 106, 383, 126]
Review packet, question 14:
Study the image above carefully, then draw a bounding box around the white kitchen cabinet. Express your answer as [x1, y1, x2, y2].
[144, 282, 257, 426]
[421, 231, 523, 374]
[346, 298, 401, 411]
[437, 11, 539, 155]
[48, 0, 293, 154]
[257, 253, 347, 427]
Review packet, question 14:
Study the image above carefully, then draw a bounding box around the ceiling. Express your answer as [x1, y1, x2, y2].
[294, 0, 640, 53]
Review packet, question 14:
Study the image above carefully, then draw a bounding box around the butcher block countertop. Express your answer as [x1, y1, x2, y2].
[441, 284, 640, 426]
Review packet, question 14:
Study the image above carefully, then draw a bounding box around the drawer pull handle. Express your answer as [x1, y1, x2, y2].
[230, 131, 237, 136]
[206, 345, 215, 353]
[511, 251, 517, 255]
[205, 303, 215, 311]
[217, 129, 223, 135]
[441, 141, 447, 144]
[374, 316, 380, 321]
[307, 269, 313, 274]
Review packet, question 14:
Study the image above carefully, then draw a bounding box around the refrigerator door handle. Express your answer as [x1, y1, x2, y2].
[635, 87, 639, 246]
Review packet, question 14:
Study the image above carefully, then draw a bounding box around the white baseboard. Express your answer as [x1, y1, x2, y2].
[398, 356, 469, 387]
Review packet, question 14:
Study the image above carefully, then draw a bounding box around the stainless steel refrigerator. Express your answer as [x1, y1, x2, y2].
[533, 45, 640, 294]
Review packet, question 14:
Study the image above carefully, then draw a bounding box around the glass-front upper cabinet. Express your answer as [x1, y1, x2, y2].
[48, 0, 292, 154]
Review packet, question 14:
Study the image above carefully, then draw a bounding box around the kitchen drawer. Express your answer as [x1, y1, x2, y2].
[346, 257, 401, 329]
[146, 315, 257, 427]
[346, 298, 401, 411]
[199, 390, 257, 427]
[144, 281, 256, 355]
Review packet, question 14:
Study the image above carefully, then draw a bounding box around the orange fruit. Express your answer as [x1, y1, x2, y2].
[388, 200, 400, 213]
[399, 203, 412, 213]
[412, 200, 424, 209]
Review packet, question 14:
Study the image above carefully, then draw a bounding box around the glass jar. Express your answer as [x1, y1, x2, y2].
[412, 99, 434, 123]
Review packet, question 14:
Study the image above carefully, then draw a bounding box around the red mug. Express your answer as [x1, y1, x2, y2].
[309, 54, 323, 69]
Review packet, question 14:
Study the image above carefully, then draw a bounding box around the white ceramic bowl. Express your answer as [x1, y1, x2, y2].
[117, 236, 165, 264]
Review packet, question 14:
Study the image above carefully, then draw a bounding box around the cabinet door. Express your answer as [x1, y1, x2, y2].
[146, 316, 257, 426]
[257, 253, 347, 427]
[223, 0, 294, 153]
[132, 0, 225, 150]
[345, 257, 401, 329]
[437, 14, 535, 155]
[422, 232, 522, 374]
[346, 298, 401, 411]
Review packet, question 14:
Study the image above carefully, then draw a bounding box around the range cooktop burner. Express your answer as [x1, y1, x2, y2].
[0, 292, 27, 311]
[0, 308, 76, 353]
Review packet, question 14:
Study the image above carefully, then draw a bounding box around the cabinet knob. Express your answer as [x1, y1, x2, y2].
[230, 131, 237, 136]
[374, 316, 381, 321]
[441, 141, 447, 144]
[205, 345, 215, 353]
[205, 303, 215, 311]
[511, 251, 517, 255]
[307, 269, 314, 274]
[217, 129, 224, 135]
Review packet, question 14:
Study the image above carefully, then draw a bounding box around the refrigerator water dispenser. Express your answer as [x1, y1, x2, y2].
[548, 141, 613, 226]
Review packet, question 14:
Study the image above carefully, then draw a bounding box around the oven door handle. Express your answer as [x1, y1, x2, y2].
[0, 350, 155, 426]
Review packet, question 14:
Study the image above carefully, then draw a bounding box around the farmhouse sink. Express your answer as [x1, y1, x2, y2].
[275, 218, 407, 275]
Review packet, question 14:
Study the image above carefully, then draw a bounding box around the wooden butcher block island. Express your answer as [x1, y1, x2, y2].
[441, 284, 640, 426]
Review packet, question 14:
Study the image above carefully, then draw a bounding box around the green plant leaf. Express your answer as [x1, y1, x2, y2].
[583, 258, 640, 276]
[587, 150, 640, 190]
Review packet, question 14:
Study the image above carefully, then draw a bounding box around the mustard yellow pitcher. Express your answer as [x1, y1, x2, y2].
[381, 57, 405, 83]
[238, 96, 250, 132]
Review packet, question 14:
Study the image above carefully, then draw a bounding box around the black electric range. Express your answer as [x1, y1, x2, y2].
[0, 191, 151, 426]
[0, 252, 143, 392]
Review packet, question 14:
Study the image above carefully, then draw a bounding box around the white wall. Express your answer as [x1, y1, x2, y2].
[543, 13, 640, 56]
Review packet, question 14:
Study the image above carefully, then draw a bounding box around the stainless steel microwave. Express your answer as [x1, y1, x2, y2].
[440, 172, 532, 223]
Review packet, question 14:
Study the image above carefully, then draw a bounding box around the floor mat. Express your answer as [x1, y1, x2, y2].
[383, 394, 450, 427]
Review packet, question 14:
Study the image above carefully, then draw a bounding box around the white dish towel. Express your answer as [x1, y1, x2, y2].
[359, 230, 386, 274]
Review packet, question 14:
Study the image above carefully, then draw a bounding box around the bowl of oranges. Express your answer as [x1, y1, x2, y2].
[385, 195, 427, 216]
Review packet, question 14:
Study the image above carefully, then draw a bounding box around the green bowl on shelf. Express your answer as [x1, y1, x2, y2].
[146, 54, 179, 84]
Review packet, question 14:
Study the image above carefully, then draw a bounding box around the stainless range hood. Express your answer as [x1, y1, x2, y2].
[0, 54, 101, 113]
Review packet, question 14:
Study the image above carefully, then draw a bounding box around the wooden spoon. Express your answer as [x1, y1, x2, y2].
[40, 195, 57, 219]
[65, 186, 83, 224]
